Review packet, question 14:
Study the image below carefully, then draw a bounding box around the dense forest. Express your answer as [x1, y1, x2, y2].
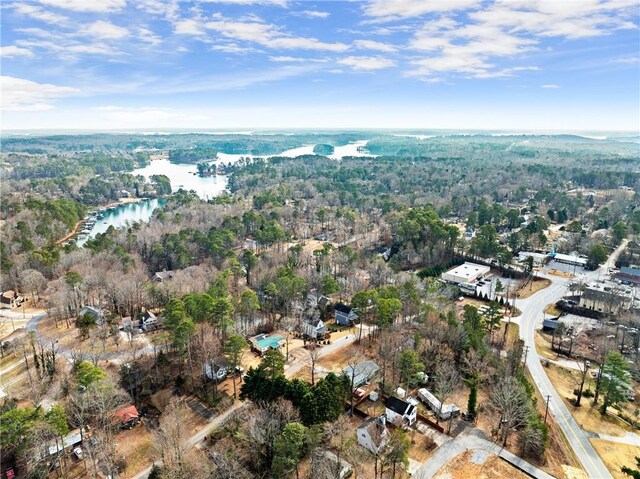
[0, 131, 638, 479]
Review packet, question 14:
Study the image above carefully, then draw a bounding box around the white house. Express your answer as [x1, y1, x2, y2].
[417, 388, 460, 420]
[385, 396, 417, 426]
[357, 416, 389, 455]
[302, 317, 325, 339]
[441, 262, 490, 284]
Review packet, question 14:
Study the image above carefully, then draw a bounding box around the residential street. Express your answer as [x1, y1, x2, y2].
[514, 241, 629, 479]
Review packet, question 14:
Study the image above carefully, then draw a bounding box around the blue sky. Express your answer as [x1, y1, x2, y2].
[1, 0, 639, 131]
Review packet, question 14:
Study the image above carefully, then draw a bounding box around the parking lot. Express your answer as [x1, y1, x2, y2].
[474, 273, 521, 299]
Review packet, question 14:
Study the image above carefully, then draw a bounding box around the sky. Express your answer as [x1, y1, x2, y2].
[1, 0, 639, 131]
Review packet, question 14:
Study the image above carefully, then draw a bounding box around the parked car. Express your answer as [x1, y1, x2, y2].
[73, 447, 84, 460]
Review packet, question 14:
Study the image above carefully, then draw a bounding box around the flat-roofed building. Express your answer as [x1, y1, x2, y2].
[441, 262, 490, 284]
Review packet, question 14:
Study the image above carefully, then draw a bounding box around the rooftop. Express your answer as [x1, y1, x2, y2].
[385, 395, 415, 416]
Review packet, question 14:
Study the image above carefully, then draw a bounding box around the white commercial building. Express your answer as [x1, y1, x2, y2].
[550, 253, 588, 267]
[518, 251, 548, 267]
[441, 262, 491, 284]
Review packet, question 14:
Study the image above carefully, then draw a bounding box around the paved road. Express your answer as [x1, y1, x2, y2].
[516, 242, 628, 479]
[25, 312, 156, 363]
[413, 430, 555, 479]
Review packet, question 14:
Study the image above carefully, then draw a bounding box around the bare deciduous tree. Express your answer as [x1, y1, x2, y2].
[491, 376, 529, 446]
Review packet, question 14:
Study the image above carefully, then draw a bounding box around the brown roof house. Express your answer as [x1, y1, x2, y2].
[114, 405, 140, 429]
[1, 290, 24, 309]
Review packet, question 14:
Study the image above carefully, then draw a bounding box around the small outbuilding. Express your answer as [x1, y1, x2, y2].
[417, 388, 460, 420]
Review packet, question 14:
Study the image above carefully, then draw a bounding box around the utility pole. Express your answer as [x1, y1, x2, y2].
[522, 345, 530, 367]
[544, 395, 551, 424]
[575, 359, 590, 407]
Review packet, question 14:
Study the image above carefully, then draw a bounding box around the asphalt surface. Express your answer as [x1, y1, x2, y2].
[413, 430, 555, 479]
[516, 242, 628, 479]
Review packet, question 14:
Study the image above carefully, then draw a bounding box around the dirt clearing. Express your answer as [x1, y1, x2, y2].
[433, 450, 530, 479]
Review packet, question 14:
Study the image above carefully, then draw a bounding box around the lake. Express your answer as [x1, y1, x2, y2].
[78, 140, 374, 246]
[77, 159, 230, 245]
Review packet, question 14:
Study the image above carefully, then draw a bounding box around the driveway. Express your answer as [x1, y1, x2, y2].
[413, 430, 554, 479]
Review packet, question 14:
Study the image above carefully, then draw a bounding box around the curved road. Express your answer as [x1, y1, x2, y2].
[414, 430, 555, 479]
[516, 243, 627, 479]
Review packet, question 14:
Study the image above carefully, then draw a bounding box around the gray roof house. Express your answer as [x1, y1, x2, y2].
[78, 306, 105, 325]
[334, 303, 358, 326]
[153, 270, 175, 282]
[311, 449, 353, 479]
[343, 360, 379, 388]
[306, 289, 330, 310]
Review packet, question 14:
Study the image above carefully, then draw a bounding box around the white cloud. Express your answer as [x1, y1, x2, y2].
[613, 57, 639, 64]
[16, 38, 121, 59]
[295, 10, 331, 19]
[137, 27, 162, 46]
[38, 0, 126, 13]
[13, 4, 69, 25]
[404, 0, 638, 80]
[204, 18, 349, 51]
[83, 21, 130, 40]
[364, 0, 479, 19]
[338, 56, 396, 70]
[354, 39, 398, 53]
[196, 0, 288, 5]
[136, 0, 180, 22]
[0, 46, 34, 58]
[175, 19, 206, 35]
[0, 76, 78, 111]
[269, 56, 328, 63]
[211, 43, 259, 54]
[541, 84, 560, 88]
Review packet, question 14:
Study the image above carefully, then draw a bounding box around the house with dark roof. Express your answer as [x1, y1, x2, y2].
[357, 416, 389, 455]
[0, 290, 23, 308]
[306, 289, 330, 310]
[334, 303, 358, 326]
[580, 287, 627, 315]
[343, 360, 379, 388]
[385, 396, 417, 426]
[615, 266, 640, 285]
